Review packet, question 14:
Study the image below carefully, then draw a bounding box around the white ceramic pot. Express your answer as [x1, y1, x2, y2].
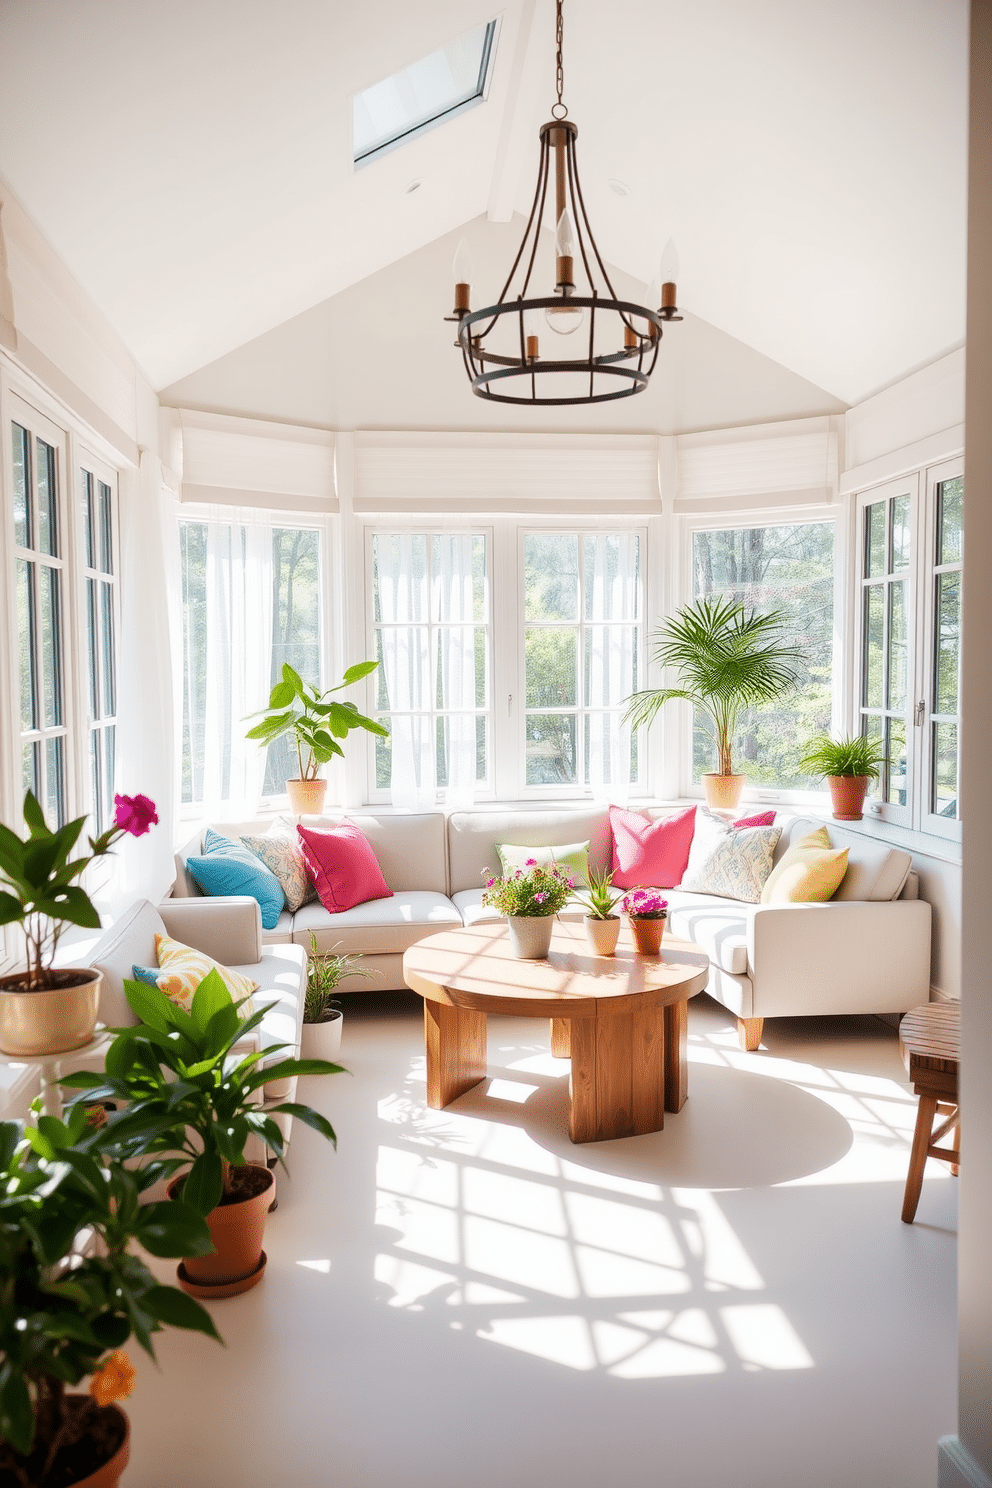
[301, 1011, 343, 1059]
[584, 915, 621, 956]
[0, 968, 102, 1056]
[506, 915, 555, 959]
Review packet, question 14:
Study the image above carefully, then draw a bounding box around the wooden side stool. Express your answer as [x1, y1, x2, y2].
[899, 1003, 960, 1224]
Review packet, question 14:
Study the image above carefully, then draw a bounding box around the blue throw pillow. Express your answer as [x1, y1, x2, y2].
[131, 964, 161, 987]
[185, 829, 284, 930]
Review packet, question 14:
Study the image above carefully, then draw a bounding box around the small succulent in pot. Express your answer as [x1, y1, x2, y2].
[572, 866, 620, 921]
[621, 887, 669, 920]
[481, 860, 575, 918]
[304, 931, 376, 1025]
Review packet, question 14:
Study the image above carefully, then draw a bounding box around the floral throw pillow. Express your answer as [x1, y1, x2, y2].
[241, 818, 315, 912]
[680, 825, 782, 903]
[137, 934, 258, 1013]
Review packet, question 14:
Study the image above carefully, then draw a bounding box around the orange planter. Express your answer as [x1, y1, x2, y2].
[702, 773, 746, 810]
[286, 778, 327, 816]
[628, 917, 665, 954]
[828, 774, 871, 821]
[170, 1165, 274, 1294]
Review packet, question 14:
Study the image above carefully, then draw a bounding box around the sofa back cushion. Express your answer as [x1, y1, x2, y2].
[89, 898, 168, 1028]
[610, 804, 697, 889]
[448, 808, 611, 895]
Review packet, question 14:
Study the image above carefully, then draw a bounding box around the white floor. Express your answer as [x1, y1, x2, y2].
[127, 993, 957, 1488]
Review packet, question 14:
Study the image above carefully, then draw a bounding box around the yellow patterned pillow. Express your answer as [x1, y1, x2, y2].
[760, 827, 849, 905]
[152, 934, 257, 1012]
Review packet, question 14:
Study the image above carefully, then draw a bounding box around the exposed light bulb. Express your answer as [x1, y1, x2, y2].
[555, 207, 577, 261]
[547, 207, 584, 334]
[660, 238, 679, 284]
[453, 238, 473, 286]
[545, 301, 584, 335]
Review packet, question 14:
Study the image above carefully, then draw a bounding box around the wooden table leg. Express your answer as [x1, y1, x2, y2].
[568, 1008, 666, 1143]
[663, 999, 689, 1113]
[902, 1091, 938, 1224]
[423, 1000, 487, 1109]
[550, 1017, 571, 1058]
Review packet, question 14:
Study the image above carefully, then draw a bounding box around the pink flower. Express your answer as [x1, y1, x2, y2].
[525, 858, 538, 867]
[114, 793, 158, 837]
[485, 878, 496, 888]
[534, 891, 547, 903]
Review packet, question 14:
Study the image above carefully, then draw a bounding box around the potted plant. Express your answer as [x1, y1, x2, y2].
[245, 660, 389, 816]
[0, 791, 158, 1057]
[0, 1103, 220, 1488]
[622, 887, 669, 955]
[797, 732, 887, 821]
[572, 866, 622, 956]
[622, 596, 804, 810]
[480, 860, 575, 960]
[61, 969, 345, 1299]
[302, 931, 377, 1059]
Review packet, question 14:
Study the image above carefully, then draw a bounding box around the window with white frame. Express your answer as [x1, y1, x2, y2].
[689, 519, 835, 791]
[856, 459, 962, 838]
[79, 464, 118, 835]
[179, 513, 323, 808]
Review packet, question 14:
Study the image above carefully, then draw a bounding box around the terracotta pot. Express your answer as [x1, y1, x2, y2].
[628, 916, 665, 955]
[506, 915, 555, 959]
[702, 772, 746, 810]
[0, 968, 102, 1057]
[286, 777, 327, 816]
[301, 1011, 343, 1059]
[170, 1165, 274, 1292]
[584, 915, 621, 956]
[58, 1399, 130, 1488]
[828, 774, 871, 821]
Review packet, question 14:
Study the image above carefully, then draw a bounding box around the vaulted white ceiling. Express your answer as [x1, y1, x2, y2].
[0, 0, 969, 408]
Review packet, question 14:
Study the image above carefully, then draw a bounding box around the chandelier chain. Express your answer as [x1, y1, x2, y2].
[552, 0, 567, 120]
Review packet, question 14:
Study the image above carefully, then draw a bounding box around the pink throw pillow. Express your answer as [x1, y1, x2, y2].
[609, 805, 697, 889]
[297, 821, 393, 913]
[733, 810, 776, 828]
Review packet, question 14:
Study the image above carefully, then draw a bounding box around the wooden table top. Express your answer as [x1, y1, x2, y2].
[402, 920, 710, 1020]
[899, 1002, 960, 1070]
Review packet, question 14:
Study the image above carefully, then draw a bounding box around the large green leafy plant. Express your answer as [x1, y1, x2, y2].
[61, 970, 344, 1216]
[622, 597, 805, 776]
[0, 1106, 218, 1479]
[245, 661, 388, 783]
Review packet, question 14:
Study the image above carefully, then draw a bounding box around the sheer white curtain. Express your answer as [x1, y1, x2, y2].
[115, 450, 182, 904]
[586, 532, 637, 804]
[434, 533, 478, 810]
[199, 511, 273, 820]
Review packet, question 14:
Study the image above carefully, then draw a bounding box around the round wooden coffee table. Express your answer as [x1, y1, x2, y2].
[402, 920, 709, 1143]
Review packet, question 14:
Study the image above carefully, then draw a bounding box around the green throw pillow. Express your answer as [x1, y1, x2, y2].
[496, 840, 590, 888]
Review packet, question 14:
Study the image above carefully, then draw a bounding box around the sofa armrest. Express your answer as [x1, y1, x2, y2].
[747, 899, 933, 1018]
[157, 896, 263, 967]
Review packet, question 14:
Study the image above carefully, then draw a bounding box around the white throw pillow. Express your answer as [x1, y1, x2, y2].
[680, 825, 782, 903]
[682, 808, 731, 880]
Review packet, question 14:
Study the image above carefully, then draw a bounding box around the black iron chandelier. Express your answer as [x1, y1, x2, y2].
[447, 0, 681, 406]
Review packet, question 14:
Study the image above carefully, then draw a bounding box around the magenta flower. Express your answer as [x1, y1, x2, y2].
[114, 793, 159, 837]
[534, 891, 547, 904]
[485, 877, 496, 888]
[525, 858, 538, 867]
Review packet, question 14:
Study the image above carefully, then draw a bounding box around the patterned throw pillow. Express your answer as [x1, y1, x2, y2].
[496, 840, 590, 888]
[145, 933, 258, 1012]
[241, 820, 315, 913]
[680, 825, 782, 903]
[760, 827, 849, 904]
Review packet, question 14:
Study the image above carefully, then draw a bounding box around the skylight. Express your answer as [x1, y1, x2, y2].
[353, 20, 498, 166]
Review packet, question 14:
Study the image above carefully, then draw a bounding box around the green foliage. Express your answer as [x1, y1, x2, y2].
[304, 932, 377, 1024]
[797, 732, 887, 781]
[0, 1107, 219, 1464]
[245, 661, 389, 784]
[481, 861, 574, 918]
[623, 596, 806, 777]
[60, 969, 346, 1215]
[571, 866, 620, 920]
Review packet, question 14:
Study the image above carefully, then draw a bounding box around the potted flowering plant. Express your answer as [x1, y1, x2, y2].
[0, 1103, 219, 1488]
[572, 866, 622, 956]
[622, 887, 669, 955]
[481, 859, 574, 960]
[0, 791, 158, 1056]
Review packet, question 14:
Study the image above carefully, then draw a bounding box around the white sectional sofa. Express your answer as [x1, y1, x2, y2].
[171, 806, 932, 1049]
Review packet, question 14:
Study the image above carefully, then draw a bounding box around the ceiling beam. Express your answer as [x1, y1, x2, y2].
[487, 0, 540, 222]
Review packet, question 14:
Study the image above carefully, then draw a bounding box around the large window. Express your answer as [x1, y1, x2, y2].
[179, 514, 323, 808]
[857, 460, 963, 838]
[79, 465, 118, 834]
[690, 520, 835, 790]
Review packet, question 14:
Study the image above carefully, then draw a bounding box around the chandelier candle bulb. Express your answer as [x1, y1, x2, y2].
[452, 238, 473, 314]
[624, 324, 639, 350]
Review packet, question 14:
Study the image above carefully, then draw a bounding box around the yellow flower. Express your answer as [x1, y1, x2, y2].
[89, 1350, 136, 1406]
[84, 1103, 108, 1130]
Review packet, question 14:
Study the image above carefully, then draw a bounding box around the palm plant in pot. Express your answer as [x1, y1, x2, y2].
[0, 1103, 220, 1488]
[572, 866, 622, 956]
[245, 660, 389, 816]
[481, 860, 575, 960]
[622, 596, 804, 810]
[797, 732, 887, 821]
[61, 969, 345, 1299]
[0, 790, 158, 1057]
[302, 931, 377, 1059]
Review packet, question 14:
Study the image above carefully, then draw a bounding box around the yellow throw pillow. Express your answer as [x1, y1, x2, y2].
[760, 827, 849, 905]
[153, 933, 258, 1012]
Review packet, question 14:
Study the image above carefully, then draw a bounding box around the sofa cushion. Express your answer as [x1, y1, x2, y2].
[90, 898, 169, 1028]
[833, 839, 913, 901]
[664, 890, 751, 974]
[303, 812, 448, 893]
[241, 819, 316, 912]
[762, 828, 849, 904]
[298, 821, 393, 913]
[610, 804, 697, 889]
[496, 839, 590, 887]
[292, 892, 461, 956]
[186, 830, 284, 929]
[447, 807, 611, 895]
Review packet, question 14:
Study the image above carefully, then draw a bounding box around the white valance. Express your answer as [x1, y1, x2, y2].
[674, 417, 839, 511]
[178, 409, 336, 512]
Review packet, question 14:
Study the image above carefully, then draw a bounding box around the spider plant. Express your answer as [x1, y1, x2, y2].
[622, 596, 805, 776]
[305, 933, 376, 1024]
[797, 733, 886, 780]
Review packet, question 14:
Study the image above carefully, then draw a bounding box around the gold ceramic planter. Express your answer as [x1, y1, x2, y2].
[0, 969, 102, 1057]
